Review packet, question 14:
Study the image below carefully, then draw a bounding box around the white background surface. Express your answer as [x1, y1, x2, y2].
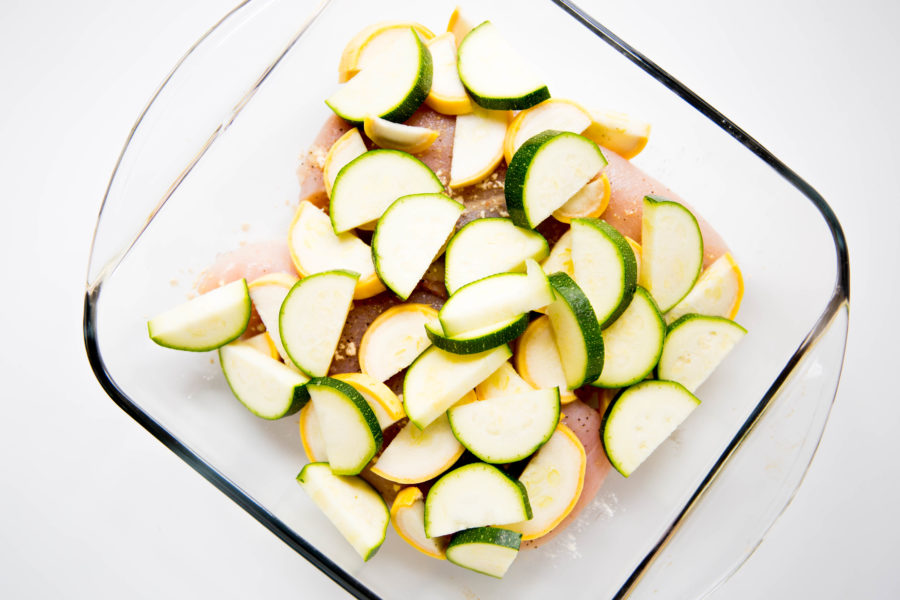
[1, 0, 898, 598]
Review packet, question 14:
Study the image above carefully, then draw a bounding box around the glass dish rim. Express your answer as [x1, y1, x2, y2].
[82, 1, 851, 598]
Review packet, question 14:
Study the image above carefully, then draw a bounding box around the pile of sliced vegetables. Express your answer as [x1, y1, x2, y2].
[147, 6, 747, 580]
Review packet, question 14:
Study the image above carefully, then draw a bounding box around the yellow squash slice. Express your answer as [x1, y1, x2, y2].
[503, 98, 593, 164]
[322, 128, 366, 197]
[515, 315, 577, 403]
[552, 173, 611, 223]
[582, 109, 651, 159]
[287, 201, 384, 299]
[391, 487, 447, 559]
[665, 252, 744, 324]
[358, 303, 438, 382]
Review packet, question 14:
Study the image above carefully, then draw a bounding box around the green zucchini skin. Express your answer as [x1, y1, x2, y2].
[572, 217, 638, 328]
[424, 314, 529, 355]
[547, 272, 605, 387]
[505, 130, 563, 229]
[307, 376, 384, 454]
[381, 30, 433, 124]
[448, 526, 522, 549]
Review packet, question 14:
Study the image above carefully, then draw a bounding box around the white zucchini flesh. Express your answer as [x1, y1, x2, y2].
[372, 193, 464, 300]
[391, 488, 446, 559]
[288, 201, 377, 280]
[247, 273, 298, 364]
[297, 463, 389, 561]
[148, 279, 250, 351]
[403, 345, 512, 429]
[445, 527, 521, 578]
[457, 21, 549, 110]
[592, 287, 666, 388]
[279, 271, 358, 378]
[370, 413, 463, 484]
[507, 99, 592, 160]
[218, 342, 309, 420]
[602, 380, 700, 477]
[308, 378, 382, 476]
[449, 104, 508, 188]
[506, 132, 607, 229]
[329, 150, 443, 233]
[507, 424, 586, 540]
[571, 217, 637, 327]
[439, 259, 553, 337]
[658, 315, 747, 392]
[639, 196, 704, 313]
[448, 389, 560, 463]
[444, 218, 549, 294]
[358, 304, 436, 382]
[424, 463, 532, 538]
[323, 128, 367, 197]
[545, 272, 605, 389]
[326, 28, 431, 125]
[475, 362, 534, 400]
[299, 402, 328, 462]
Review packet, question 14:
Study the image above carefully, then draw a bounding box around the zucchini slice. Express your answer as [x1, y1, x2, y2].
[514, 315, 576, 403]
[298, 402, 327, 462]
[505, 130, 607, 229]
[329, 149, 443, 234]
[247, 273, 299, 364]
[639, 196, 704, 313]
[358, 303, 437, 382]
[287, 201, 383, 299]
[363, 115, 440, 154]
[323, 128, 366, 197]
[507, 423, 586, 540]
[439, 259, 553, 338]
[279, 271, 358, 378]
[403, 345, 512, 429]
[424, 314, 528, 355]
[370, 413, 464, 484]
[424, 462, 532, 538]
[218, 341, 309, 420]
[307, 377, 382, 476]
[372, 193, 464, 300]
[448, 388, 560, 463]
[444, 218, 549, 294]
[296, 463, 389, 561]
[331, 372, 405, 430]
[571, 217, 638, 328]
[545, 272, 604, 389]
[601, 380, 700, 477]
[326, 27, 432, 125]
[592, 287, 666, 388]
[449, 104, 508, 189]
[503, 98, 592, 164]
[658, 315, 747, 392]
[457, 21, 549, 110]
[665, 252, 744, 324]
[475, 362, 534, 400]
[424, 32, 472, 115]
[337, 22, 434, 83]
[148, 279, 250, 352]
[391, 487, 447, 560]
[446, 527, 522, 578]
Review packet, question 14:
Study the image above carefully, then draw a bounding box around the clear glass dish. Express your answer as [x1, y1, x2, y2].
[83, 1, 850, 598]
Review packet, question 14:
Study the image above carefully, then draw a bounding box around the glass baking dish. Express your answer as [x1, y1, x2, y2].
[82, 1, 850, 598]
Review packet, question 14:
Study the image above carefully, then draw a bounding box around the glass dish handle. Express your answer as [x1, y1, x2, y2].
[626, 297, 849, 600]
